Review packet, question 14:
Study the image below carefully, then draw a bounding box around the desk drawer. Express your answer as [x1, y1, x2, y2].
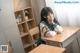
[45, 40, 62, 47]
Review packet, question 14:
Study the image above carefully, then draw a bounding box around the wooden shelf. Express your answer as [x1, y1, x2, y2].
[17, 19, 33, 25]
[14, 7, 32, 12]
[23, 42, 35, 48]
[17, 21, 27, 25]
[13, 0, 37, 53]
[27, 19, 33, 22]
[21, 32, 29, 37]
[24, 7, 31, 10]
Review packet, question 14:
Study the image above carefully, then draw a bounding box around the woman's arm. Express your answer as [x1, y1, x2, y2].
[53, 18, 63, 33]
[54, 25, 63, 33]
[40, 22, 57, 38]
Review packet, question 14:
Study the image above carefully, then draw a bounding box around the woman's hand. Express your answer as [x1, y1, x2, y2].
[54, 25, 63, 34]
[46, 31, 57, 37]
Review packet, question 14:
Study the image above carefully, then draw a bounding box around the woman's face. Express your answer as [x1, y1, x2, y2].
[47, 13, 54, 22]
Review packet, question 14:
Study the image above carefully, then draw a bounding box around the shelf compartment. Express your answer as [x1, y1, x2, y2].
[18, 23, 28, 34]
[14, 10, 25, 23]
[21, 35, 33, 47]
[24, 8, 33, 20]
[27, 20, 36, 30]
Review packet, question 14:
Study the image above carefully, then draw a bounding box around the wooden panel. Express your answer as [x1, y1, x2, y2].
[13, 0, 31, 11]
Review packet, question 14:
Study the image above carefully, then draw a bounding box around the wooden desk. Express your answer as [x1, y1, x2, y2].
[43, 27, 80, 53]
[29, 44, 65, 53]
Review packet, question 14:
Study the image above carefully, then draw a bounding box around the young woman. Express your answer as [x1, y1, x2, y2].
[40, 7, 63, 39]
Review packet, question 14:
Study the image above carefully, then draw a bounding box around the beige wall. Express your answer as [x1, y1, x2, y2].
[31, 0, 46, 25]
[0, 0, 25, 53]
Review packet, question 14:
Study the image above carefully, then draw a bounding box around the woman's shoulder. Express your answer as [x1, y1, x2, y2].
[40, 21, 48, 27]
[40, 21, 45, 24]
[40, 21, 46, 24]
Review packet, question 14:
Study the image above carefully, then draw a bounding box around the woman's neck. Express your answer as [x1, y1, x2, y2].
[48, 20, 53, 24]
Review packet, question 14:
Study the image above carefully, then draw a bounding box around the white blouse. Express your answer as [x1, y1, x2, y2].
[40, 21, 63, 38]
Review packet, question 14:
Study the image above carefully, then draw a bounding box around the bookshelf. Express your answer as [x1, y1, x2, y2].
[13, 0, 38, 53]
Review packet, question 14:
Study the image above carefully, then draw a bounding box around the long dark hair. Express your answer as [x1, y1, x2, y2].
[40, 7, 59, 25]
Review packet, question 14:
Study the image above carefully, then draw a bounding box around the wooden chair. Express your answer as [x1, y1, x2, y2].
[29, 26, 46, 46]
